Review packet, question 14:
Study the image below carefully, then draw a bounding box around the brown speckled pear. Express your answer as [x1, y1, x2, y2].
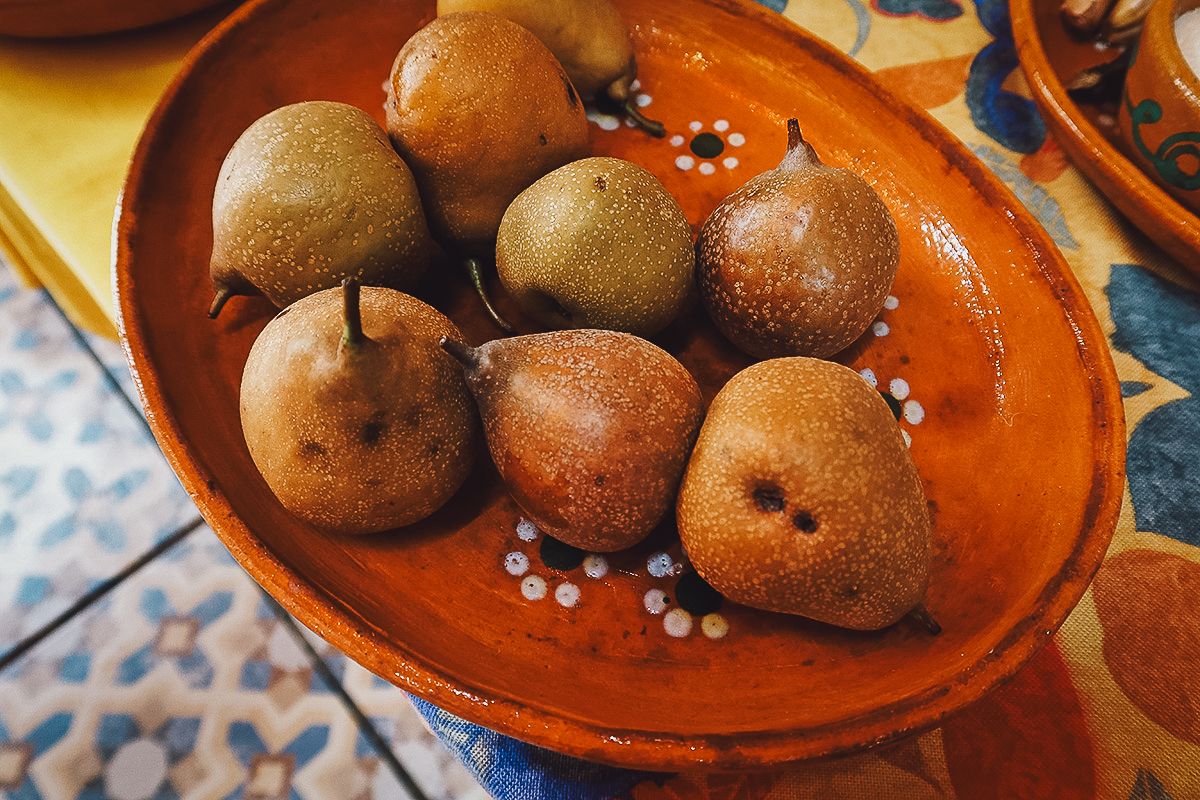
[496, 156, 695, 338]
[384, 11, 591, 259]
[441, 329, 704, 552]
[239, 280, 481, 535]
[434, 0, 664, 135]
[696, 118, 900, 360]
[208, 101, 441, 319]
[677, 357, 935, 632]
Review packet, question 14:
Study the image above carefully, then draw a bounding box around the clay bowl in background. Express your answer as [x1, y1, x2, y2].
[0, 0, 231, 38]
[1012, 0, 1200, 276]
[113, 0, 1126, 771]
[1118, 0, 1200, 215]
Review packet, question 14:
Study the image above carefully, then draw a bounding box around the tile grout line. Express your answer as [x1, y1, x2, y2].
[263, 592, 434, 800]
[45, 289, 433, 799]
[0, 516, 204, 673]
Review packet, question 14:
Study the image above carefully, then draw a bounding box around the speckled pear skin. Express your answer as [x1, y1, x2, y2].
[676, 356, 931, 631]
[696, 118, 900, 360]
[239, 285, 481, 535]
[208, 101, 441, 318]
[446, 329, 705, 552]
[384, 11, 591, 258]
[435, 0, 637, 103]
[496, 156, 695, 338]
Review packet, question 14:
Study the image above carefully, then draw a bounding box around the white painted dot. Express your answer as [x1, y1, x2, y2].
[555, 582, 581, 607]
[647, 552, 675, 577]
[670, 134, 686, 147]
[664, 608, 694, 638]
[630, 78, 642, 91]
[504, 552, 529, 576]
[106, 739, 168, 800]
[699, 162, 716, 175]
[675, 155, 696, 171]
[723, 157, 739, 169]
[636, 93, 652, 108]
[516, 519, 539, 541]
[872, 321, 890, 337]
[903, 400, 926, 425]
[585, 111, 621, 131]
[713, 119, 730, 131]
[701, 614, 729, 639]
[859, 368, 878, 387]
[583, 555, 609, 579]
[902, 429, 913, 448]
[889, 378, 910, 400]
[644, 588, 670, 614]
[884, 295, 900, 310]
[521, 575, 547, 600]
[728, 132, 745, 146]
[689, 120, 703, 131]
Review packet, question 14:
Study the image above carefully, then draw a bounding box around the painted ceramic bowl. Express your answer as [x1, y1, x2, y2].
[1011, 0, 1200, 276]
[1118, 0, 1200, 215]
[0, 0, 232, 38]
[114, 0, 1126, 771]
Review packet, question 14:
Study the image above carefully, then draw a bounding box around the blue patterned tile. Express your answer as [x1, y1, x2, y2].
[0, 255, 484, 798]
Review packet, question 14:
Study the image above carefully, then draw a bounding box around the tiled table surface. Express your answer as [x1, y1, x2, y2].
[0, 254, 491, 798]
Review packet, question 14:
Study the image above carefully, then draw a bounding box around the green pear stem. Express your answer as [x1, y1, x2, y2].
[623, 99, 666, 138]
[342, 277, 366, 353]
[463, 257, 517, 335]
[439, 335, 478, 370]
[907, 602, 942, 636]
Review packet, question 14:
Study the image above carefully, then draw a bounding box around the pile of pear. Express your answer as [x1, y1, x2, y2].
[218, 1, 937, 635]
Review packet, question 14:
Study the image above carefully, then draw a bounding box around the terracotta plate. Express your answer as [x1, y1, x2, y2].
[1011, 0, 1200, 276]
[114, 0, 1126, 771]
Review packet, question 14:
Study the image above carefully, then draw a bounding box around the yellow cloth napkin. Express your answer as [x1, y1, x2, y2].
[0, 7, 234, 340]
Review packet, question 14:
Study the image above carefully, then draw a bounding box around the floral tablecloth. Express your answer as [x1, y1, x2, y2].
[3, 0, 1197, 797]
[404, 0, 1200, 798]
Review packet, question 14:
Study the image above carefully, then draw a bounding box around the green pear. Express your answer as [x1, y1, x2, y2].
[496, 156, 695, 338]
[208, 100, 440, 318]
[677, 356, 937, 632]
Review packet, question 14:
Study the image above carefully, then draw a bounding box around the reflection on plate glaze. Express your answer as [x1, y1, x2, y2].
[499, 295, 927, 638]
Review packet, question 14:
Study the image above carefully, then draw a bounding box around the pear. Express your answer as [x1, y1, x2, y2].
[435, 0, 665, 136]
[441, 329, 704, 552]
[384, 11, 590, 260]
[696, 118, 900, 360]
[676, 357, 937, 632]
[208, 100, 440, 319]
[496, 156, 695, 338]
[239, 279, 481, 534]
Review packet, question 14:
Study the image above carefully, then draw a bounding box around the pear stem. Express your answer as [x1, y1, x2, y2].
[623, 99, 666, 138]
[463, 257, 517, 335]
[207, 287, 233, 319]
[342, 277, 366, 353]
[439, 335, 478, 369]
[907, 602, 942, 636]
[785, 117, 820, 165]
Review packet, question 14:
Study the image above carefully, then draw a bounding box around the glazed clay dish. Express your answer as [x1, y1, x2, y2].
[114, 0, 1126, 771]
[1011, 0, 1200, 276]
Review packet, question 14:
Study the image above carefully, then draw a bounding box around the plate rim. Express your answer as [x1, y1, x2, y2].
[113, 0, 1128, 770]
[1010, 0, 1200, 277]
